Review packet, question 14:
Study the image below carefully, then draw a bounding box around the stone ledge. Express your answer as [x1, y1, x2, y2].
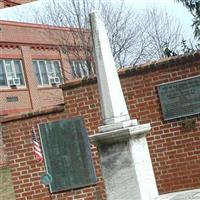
[121, 51, 200, 76]
[89, 123, 151, 145]
[60, 76, 97, 90]
[61, 51, 200, 90]
[98, 119, 138, 132]
[0, 104, 65, 123]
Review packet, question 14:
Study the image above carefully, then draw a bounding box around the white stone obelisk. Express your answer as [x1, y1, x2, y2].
[89, 11, 158, 200]
[90, 10, 130, 126]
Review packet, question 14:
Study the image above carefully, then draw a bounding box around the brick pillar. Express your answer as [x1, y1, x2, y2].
[21, 46, 40, 110]
[59, 49, 73, 81]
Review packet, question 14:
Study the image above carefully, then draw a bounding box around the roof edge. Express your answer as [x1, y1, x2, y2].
[0, 20, 90, 32]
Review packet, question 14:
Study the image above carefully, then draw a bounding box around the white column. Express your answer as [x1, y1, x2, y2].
[89, 11, 158, 200]
[90, 11, 130, 125]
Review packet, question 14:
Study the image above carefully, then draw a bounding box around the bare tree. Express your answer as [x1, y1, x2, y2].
[32, 0, 147, 69]
[100, 1, 148, 67]
[33, 0, 95, 78]
[28, 0, 183, 74]
[138, 9, 182, 62]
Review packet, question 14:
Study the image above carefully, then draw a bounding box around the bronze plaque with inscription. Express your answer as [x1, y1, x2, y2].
[158, 76, 200, 120]
[38, 117, 96, 193]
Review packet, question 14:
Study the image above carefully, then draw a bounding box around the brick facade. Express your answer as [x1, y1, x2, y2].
[0, 20, 90, 116]
[1, 52, 200, 199]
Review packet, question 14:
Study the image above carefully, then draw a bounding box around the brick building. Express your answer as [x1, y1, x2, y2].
[1, 52, 200, 199]
[0, 21, 91, 195]
[0, 20, 92, 116]
[0, 0, 35, 8]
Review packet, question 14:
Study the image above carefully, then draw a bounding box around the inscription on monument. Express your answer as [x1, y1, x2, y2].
[158, 75, 200, 120]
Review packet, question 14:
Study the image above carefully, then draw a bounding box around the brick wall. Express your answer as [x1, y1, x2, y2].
[1, 106, 106, 200]
[0, 89, 32, 116]
[38, 88, 64, 106]
[119, 56, 200, 193]
[1, 53, 200, 199]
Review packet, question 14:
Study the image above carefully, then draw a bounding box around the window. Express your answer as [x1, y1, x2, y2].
[0, 59, 25, 87]
[71, 60, 91, 78]
[33, 60, 63, 86]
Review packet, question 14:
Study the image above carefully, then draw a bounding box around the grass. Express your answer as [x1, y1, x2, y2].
[0, 168, 16, 200]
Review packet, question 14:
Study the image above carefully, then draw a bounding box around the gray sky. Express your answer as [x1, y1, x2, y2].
[0, 0, 194, 41]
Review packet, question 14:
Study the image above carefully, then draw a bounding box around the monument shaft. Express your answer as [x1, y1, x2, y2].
[90, 12, 130, 125]
[89, 11, 158, 200]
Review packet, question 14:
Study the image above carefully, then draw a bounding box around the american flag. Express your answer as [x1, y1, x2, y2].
[32, 127, 43, 163]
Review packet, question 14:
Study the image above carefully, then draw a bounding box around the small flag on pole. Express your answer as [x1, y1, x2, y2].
[32, 127, 43, 163]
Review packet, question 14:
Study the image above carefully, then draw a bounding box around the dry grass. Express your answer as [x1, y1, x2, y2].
[0, 168, 15, 200]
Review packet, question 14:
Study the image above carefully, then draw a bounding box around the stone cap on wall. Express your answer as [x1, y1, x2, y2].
[0, 104, 65, 123]
[61, 51, 200, 90]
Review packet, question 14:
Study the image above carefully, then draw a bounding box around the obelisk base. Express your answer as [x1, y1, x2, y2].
[90, 123, 158, 200]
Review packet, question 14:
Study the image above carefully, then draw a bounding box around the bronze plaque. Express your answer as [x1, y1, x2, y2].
[158, 75, 200, 120]
[38, 117, 96, 193]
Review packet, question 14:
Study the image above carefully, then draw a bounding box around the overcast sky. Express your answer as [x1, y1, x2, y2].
[0, 0, 194, 41]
